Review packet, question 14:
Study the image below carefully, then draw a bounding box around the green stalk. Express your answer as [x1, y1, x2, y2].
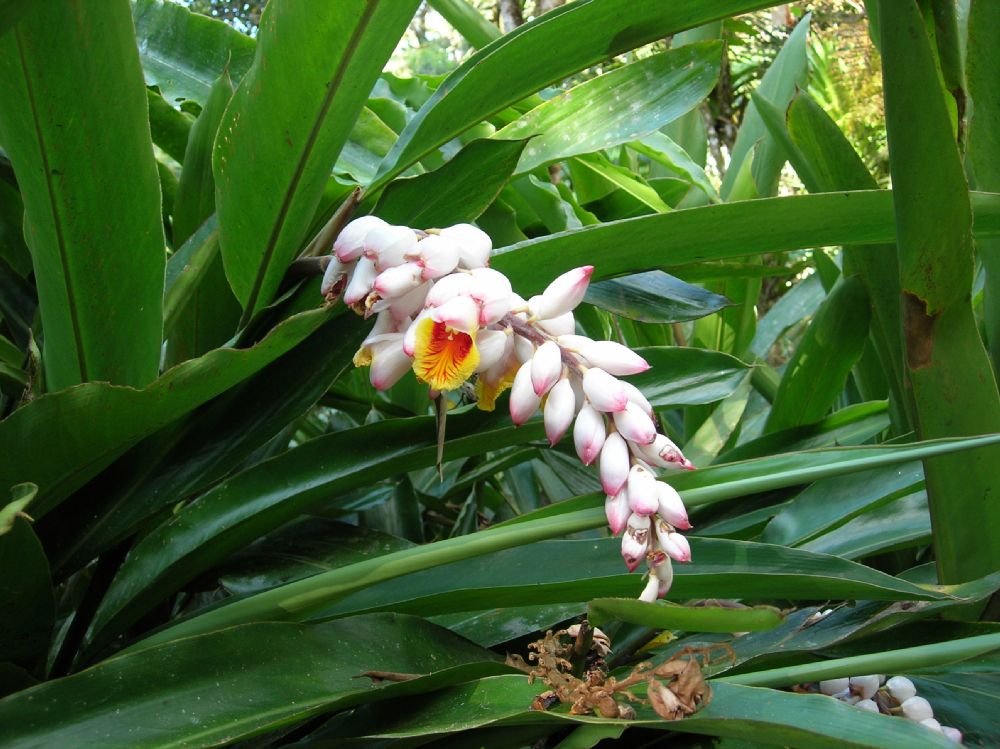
[124, 507, 606, 654]
[718, 631, 1000, 688]
[878, 0, 1000, 585]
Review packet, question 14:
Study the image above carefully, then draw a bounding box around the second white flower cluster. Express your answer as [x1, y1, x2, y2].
[322, 215, 697, 599]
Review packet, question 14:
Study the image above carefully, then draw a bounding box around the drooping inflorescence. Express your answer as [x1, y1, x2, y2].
[322, 216, 696, 600]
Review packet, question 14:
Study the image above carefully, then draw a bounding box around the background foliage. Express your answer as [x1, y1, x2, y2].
[1, 0, 999, 747]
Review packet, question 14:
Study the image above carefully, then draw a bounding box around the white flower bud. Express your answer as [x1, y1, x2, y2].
[578, 340, 650, 375]
[373, 261, 424, 298]
[573, 404, 606, 465]
[599, 432, 630, 496]
[850, 675, 880, 701]
[626, 464, 659, 515]
[369, 338, 412, 391]
[920, 718, 943, 733]
[430, 295, 480, 333]
[409, 233, 460, 279]
[613, 401, 657, 444]
[529, 265, 593, 320]
[941, 726, 963, 744]
[605, 488, 630, 536]
[621, 513, 650, 571]
[474, 329, 509, 372]
[343, 256, 377, 305]
[509, 360, 541, 426]
[582, 368, 628, 412]
[855, 699, 879, 713]
[365, 223, 418, 271]
[639, 570, 660, 603]
[656, 481, 691, 530]
[530, 341, 562, 396]
[656, 521, 691, 562]
[819, 678, 850, 696]
[469, 267, 512, 325]
[543, 377, 576, 446]
[321, 256, 350, 297]
[440, 223, 492, 269]
[334, 215, 387, 262]
[886, 676, 916, 703]
[901, 696, 934, 722]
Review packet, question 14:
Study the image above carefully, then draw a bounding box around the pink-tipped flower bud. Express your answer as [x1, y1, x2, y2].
[441, 223, 492, 269]
[626, 464, 660, 515]
[573, 404, 606, 465]
[613, 401, 657, 444]
[321, 256, 350, 297]
[469, 268, 512, 325]
[365, 224, 418, 271]
[941, 726, 963, 744]
[369, 338, 412, 391]
[656, 519, 691, 562]
[656, 481, 691, 530]
[408, 234, 460, 279]
[530, 341, 562, 396]
[633, 433, 687, 468]
[599, 432, 631, 496]
[582, 368, 628, 413]
[374, 261, 424, 298]
[425, 272, 469, 307]
[509, 360, 541, 425]
[343, 256, 378, 305]
[529, 265, 593, 320]
[621, 381, 653, 417]
[622, 513, 650, 572]
[605, 488, 630, 536]
[334, 215, 387, 262]
[543, 377, 576, 446]
[578, 340, 650, 375]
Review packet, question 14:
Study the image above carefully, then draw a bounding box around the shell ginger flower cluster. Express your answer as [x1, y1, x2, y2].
[322, 216, 697, 600]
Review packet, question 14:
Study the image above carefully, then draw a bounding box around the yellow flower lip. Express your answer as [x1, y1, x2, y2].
[412, 317, 479, 391]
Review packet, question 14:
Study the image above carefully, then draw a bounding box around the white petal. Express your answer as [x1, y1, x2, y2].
[530, 340, 562, 396]
[543, 377, 576, 446]
[369, 339, 412, 391]
[901, 696, 934, 722]
[388, 280, 431, 322]
[621, 380, 653, 417]
[365, 224, 418, 271]
[374, 261, 424, 298]
[820, 678, 850, 696]
[578, 340, 650, 375]
[514, 334, 535, 364]
[412, 234, 460, 279]
[886, 676, 917, 703]
[431, 295, 480, 333]
[537, 311, 576, 337]
[441, 223, 492, 269]
[621, 513, 651, 571]
[475, 329, 509, 372]
[321, 256, 350, 296]
[605, 489, 631, 536]
[425, 272, 472, 307]
[343, 256, 377, 305]
[582, 368, 628, 412]
[850, 675, 880, 701]
[855, 699, 879, 713]
[639, 571, 660, 603]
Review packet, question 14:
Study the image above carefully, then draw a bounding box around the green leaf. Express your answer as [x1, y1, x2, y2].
[496, 42, 722, 174]
[799, 490, 929, 560]
[0, 1, 165, 389]
[215, 0, 420, 320]
[0, 1, 33, 38]
[879, 0, 1000, 584]
[628, 347, 749, 407]
[0, 483, 52, 667]
[374, 138, 527, 227]
[145, 87, 192, 164]
[584, 271, 732, 324]
[0, 614, 510, 749]
[425, 0, 500, 49]
[489, 190, 1000, 299]
[569, 153, 671, 213]
[132, 0, 255, 105]
[588, 598, 783, 632]
[374, 0, 781, 187]
[765, 277, 871, 432]
[909, 655, 1000, 747]
[0, 307, 334, 518]
[0, 179, 31, 278]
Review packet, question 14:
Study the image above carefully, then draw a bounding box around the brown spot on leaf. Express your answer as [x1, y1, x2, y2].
[903, 292, 938, 370]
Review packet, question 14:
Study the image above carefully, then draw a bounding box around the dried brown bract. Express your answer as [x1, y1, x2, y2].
[506, 628, 724, 721]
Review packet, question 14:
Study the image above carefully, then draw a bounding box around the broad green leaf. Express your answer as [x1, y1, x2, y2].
[628, 348, 749, 407]
[765, 277, 871, 432]
[749, 266, 824, 358]
[588, 598, 783, 632]
[374, 138, 527, 227]
[685, 376, 753, 466]
[721, 14, 809, 199]
[310, 537, 947, 626]
[0, 614, 510, 749]
[132, 0, 255, 105]
[800, 490, 929, 559]
[335, 676, 953, 748]
[0, 483, 52, 667]
[0, 180, 30, 278]
[217, 518, 416, 597]
[431, 603, 585, 647]
[910, 655, 1000, 747]
[584, 271, 732, 324]
[879, 0, 1000, 584]
[762, 462, 922, 547]
[495, 42, 722, 174]
[373, 0, 781, 187]
[49, 315, 366, 579]
[168, 68, 241, 364]
[335, 105, 400, 184]
[0, 1, 33, 38]
[569, 153, 672, 213]
[490, 190, 1000, 299]
[0, 307, 335, 518]
[0, 1, 165, 389]
[215, 0, 420, 320]
[426, 0, 500, 49]
[630, 132, 719, 203]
